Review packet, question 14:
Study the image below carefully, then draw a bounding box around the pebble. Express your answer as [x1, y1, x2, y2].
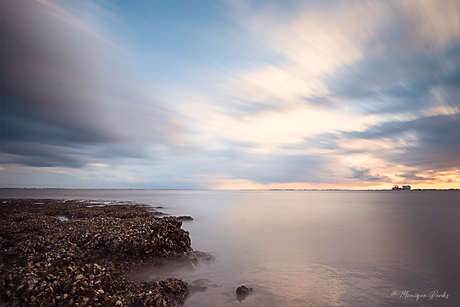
[236, 285, 253, 302]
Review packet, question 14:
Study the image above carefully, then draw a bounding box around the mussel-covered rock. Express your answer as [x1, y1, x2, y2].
[0, 198, 192, 306]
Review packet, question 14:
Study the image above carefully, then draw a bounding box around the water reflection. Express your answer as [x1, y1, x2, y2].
[157, 191, 458, 306]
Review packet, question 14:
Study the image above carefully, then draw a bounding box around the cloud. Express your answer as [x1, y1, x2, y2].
[223, 0, 459, 117]
[342, 114, 460, 168]
[1, 0, 458, 189]
[397, 171, 435, 181]
[393, 0, 459, 52]
[321, 41, 460, 115]
[223, 1, 385, 113]
[236, 154, 325, 184]
[202, 0, 459, 187]
[310, 0, 459, 115]
[0, 0, 187, 168]
[349, 167, 391, 182]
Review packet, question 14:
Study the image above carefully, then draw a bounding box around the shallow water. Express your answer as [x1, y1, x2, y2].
[1, 189, 458, 306]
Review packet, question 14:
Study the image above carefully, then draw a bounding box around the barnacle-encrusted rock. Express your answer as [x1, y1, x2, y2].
[0, 199, 193, 306]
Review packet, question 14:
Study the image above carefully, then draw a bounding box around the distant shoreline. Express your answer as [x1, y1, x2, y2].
[1, 188, 458, 192]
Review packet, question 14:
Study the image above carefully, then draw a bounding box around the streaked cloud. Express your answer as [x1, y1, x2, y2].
[0, 0, 458, 189]
[1, 0, 188, 168]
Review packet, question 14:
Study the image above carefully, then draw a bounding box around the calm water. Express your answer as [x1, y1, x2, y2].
[1, 189, 459, 306]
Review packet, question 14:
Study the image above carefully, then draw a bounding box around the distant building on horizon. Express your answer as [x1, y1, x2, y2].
[392, 185, 411, 190]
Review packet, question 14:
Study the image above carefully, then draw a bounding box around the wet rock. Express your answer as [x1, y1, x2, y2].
[236, 285, 253, 295]
[0, 198, 192, 306]
[236, 285, 253, 302]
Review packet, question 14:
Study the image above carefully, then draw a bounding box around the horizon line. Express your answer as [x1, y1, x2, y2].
[1, 187, 459, 191]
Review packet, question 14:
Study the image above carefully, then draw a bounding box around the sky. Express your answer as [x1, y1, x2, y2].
[0, 0, 459, 190]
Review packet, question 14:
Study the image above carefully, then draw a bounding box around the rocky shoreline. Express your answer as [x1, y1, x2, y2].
[0, 198, 200, 306]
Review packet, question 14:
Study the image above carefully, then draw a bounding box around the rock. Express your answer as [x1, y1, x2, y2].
[236, 285, 253, 295]
[102, 297, 111, 307]
[236, 285, 253, 302]
[0, 198, 192, 307]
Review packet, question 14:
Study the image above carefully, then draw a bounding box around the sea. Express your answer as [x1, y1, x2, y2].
[1, 189, 458, 306]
